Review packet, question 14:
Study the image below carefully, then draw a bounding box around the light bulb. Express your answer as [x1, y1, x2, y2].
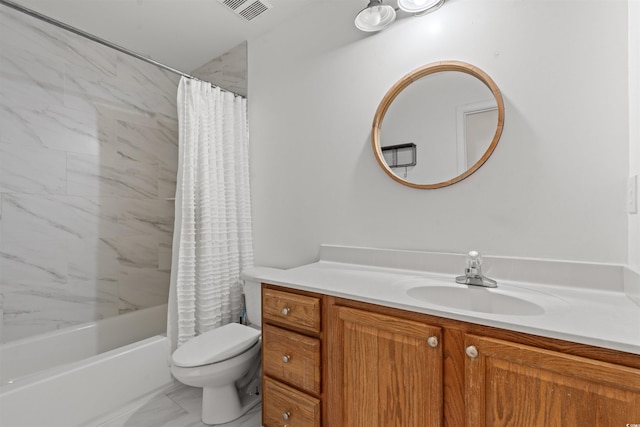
[398, 0, 444, 14]
[354, 2, 396, 32]
[363, 7, 382, 26]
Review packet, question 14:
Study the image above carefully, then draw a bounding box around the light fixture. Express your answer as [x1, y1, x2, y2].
[354, 0, 397, 32]
[398, 0, 445, 15]
[355, 0, 446, 32]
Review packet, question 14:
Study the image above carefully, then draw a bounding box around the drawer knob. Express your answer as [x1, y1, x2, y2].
[281, 307, 291, 315]
[427, 336, 439, 348]
[466, 345, 478, 358]
[282, 411, 291, 420]
[282, 354, 291, 363]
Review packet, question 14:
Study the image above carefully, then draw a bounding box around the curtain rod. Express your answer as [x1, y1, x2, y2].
[0, 0, 241, 97]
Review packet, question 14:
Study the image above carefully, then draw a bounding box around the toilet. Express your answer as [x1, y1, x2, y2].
[171, 267, 277, 425]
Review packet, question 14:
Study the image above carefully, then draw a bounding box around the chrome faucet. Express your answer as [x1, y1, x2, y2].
[455, 251, 497, 288]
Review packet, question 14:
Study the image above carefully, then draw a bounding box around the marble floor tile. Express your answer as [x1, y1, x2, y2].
[94, 383, 262, 427]
[98, 394, 201, 427]
[165, 383, 204, 417]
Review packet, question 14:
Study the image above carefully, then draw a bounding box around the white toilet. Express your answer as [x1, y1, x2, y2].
[171, 268, 275, 425]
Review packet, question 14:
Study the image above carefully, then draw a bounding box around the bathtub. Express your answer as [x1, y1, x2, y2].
[0, 305, 174, 427]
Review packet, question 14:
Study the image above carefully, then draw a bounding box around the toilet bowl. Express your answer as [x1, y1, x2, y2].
[171, 323, 261, 424]
[170, 267, 280, 425]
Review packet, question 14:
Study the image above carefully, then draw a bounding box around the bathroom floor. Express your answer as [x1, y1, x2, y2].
[91, 381, 262, 427]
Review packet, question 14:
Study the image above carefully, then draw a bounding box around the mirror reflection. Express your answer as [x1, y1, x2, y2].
[372, 61, 504, 189]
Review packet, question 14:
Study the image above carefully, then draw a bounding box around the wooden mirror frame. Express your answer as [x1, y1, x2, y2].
[372, 60, 505, 189]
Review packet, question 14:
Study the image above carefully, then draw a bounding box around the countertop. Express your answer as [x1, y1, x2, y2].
[248, 250, 640, 356]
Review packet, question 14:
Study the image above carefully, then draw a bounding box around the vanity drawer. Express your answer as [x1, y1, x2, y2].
[263, 324, 321, 395]
[263, 288, 321, 333]
[263, 377, 320, 427]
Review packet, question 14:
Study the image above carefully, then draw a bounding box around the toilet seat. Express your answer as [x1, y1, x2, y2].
[172, 323, 261, 368]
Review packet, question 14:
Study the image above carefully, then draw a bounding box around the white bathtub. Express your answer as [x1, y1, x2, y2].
[0, 305, 174, 427]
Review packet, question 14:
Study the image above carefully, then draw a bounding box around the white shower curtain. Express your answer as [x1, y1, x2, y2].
[167, 77, 253, 354]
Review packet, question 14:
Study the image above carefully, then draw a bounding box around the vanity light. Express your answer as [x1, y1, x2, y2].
[354, 0, 397, 32]
[355, 0, 445, 32]
[398, 0, 445, 15]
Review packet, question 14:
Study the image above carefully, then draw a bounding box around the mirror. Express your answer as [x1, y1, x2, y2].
[372, 61, 505, 189]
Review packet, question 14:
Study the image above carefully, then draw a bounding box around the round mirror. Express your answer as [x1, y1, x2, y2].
[372, 61, 504, 189]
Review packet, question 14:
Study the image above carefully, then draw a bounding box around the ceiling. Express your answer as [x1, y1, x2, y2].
[11, 0, 354, 73]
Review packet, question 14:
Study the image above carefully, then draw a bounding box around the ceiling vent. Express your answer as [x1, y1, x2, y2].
[218, 0, 273, 21]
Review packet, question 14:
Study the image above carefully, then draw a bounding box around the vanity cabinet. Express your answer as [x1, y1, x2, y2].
[464, 334, 640, 426]
[262, 284, 640, 427]
[262, 286, 323, 427]
[328, 305, 443, 426]
[324, 298, 640, 427]
[262, 288, 321, 334]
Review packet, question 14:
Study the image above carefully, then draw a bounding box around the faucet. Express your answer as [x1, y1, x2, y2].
[455, 251, 497, 288]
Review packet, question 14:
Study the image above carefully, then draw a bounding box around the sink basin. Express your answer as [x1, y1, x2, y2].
[402, 280, 569, 316]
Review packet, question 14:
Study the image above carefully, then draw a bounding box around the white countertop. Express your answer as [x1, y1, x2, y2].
[247, 246, 640, 356]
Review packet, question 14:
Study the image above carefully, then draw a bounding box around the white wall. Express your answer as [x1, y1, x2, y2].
[630, 0, 640, 271]
[249, 0, 629, 269]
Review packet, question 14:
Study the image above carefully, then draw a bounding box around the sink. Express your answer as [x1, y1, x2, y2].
[402, 280, 569, 316]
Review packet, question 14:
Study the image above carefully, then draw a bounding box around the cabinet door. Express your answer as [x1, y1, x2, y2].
[465, 334, 640, 427]
[327, 306, 443, 427]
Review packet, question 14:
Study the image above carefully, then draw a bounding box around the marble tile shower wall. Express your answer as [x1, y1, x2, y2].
[191, 41, 247, 97]
[0, 7, 180, 342]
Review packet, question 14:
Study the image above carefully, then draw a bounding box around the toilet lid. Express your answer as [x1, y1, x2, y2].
[172, 323, 261, 368]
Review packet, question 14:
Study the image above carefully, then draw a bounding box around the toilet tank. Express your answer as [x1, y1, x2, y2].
[241, 267, 282, 327]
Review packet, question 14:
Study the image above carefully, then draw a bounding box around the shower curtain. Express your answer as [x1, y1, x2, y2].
[167, 77, 253, 353]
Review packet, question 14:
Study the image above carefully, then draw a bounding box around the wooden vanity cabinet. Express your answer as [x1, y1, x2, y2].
[262, 284, 640, 427]
[326, 305, 443, 427]
[324, 297, 640, 427]
[262, 285, 323, 427]
[464, 334, 640, 426]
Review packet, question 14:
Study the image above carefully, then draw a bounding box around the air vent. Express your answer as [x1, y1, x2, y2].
[218, 0, 273, 21]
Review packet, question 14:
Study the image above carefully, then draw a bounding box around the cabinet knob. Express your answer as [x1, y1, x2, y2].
[427, 336, 439, 348]
[281, 307, 291, 315]
[466, 345, 478, 358]
[282, 411, 291, 420]
[282, 354, 291, 363]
